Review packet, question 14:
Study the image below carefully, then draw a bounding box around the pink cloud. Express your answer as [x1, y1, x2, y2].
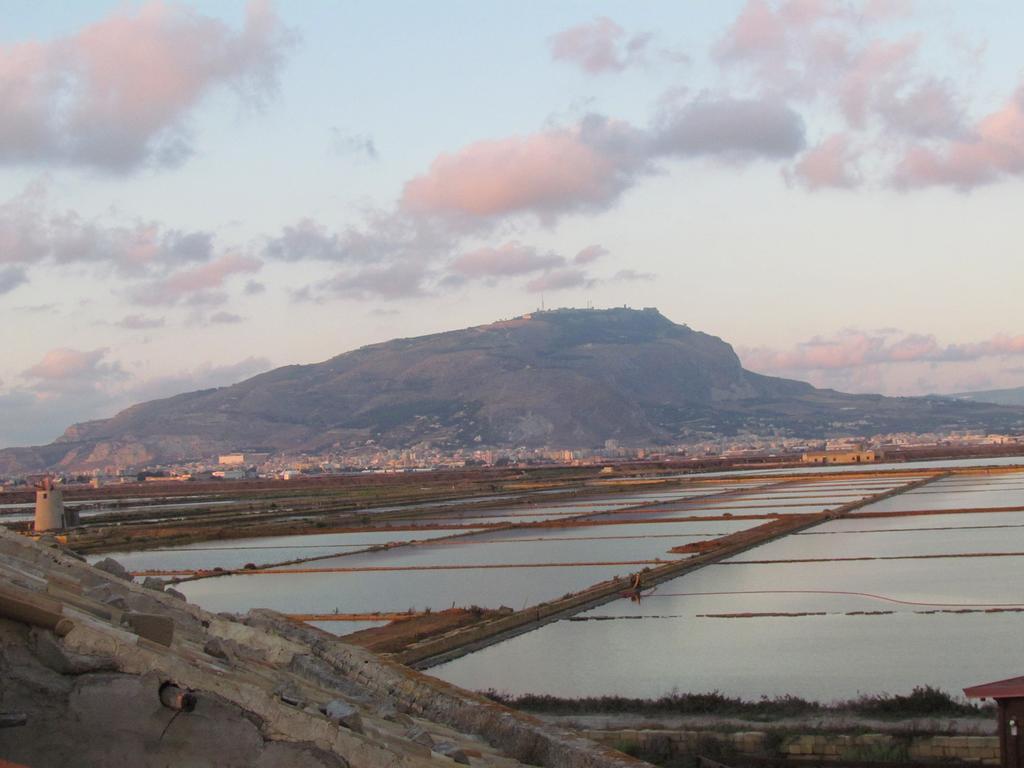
[893, 86, 1024, 189]
[741, 330, 1024, 374]
[22, 348, 125, 398]
[837, 38, 918, 129]
[714, 0, 858, 95]
[400, 123, 641, 222]
[714, 0, 789, 63]
[549, 17, 649, 74]
[716, 2, 961, 141]
[0, 1, 293, 170]
[131, 252, 261, 304]
[402, 98, 805, 226]
[24, 348, 112, 380]
[789, 133, 860, 189]
[573, 245, 608, 264]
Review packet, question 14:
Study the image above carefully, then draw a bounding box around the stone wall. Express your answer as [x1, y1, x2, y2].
[584, 729, 1000, 765]
[247, 611, 649, 768]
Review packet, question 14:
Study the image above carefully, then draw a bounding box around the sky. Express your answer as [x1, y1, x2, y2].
[2, 0, 1024, 447]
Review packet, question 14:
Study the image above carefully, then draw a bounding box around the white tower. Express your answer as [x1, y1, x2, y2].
[34, 477, 66, 532]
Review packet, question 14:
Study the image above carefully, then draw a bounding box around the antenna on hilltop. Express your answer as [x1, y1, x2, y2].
[541, 294, 545, 311]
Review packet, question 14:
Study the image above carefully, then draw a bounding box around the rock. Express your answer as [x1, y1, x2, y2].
[28, 629, 118, 675]
[274, 683, 304, 708]
[288, 654, 373, 704]
[93, 558, 130, 580]
[203, 637, 231, 660]
[380, 703, 415, 727]
[165, 588, 187, 601]
[141, 577, 166, 592]
[123, 613, 174, 646]
[434, 741, 471, 764]
[102, 594, 130, 611]
[389, 712, 416, 728]
[321, 699, 364, 733]
[405, 725, 435, 749]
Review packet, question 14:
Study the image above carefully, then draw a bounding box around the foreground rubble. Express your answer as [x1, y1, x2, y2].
[0, 528, 645, 768]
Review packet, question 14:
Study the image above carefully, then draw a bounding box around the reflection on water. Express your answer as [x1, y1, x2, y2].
[178, 562, 635, 614]
[150, 463, 1024, 700]
[86, 528, 465, 571]
[430, 611, 1024, 700]
[430, 471, 1024, 701]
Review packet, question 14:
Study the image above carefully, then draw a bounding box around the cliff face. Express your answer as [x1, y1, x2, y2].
[2, 308, 1023, 472]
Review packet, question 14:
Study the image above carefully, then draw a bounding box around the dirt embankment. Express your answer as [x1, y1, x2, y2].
[340, 608, 508, 654]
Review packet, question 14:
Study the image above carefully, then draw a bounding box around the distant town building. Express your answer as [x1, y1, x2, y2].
[212, 469, 247, 480]
[219, 452, 270, 466]
[801, 449, 877, 465]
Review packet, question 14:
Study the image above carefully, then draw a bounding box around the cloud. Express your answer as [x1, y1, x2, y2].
[893, 85, 1024, 189]
[714, 0, 857, 93]
[243, 279, 266, 295]
[0, 266, 27, 294]
[653, 95, 806, 159]
[0, 1, 295, 171]
[130, 252, 261, 305]
[740, 329, 1024, 374]
[873, 77, 964, 139]
[264, 211, 449, 265]
[709, 0, 1013, 191]
[715, 2, 962, 138]
[612, 268, 655, 281]
[401, 97, 804, 226]
[264, 218, 346, 261]
[0, 353, 273, 447]
[549, 17, 650, 75]
[573, 245, 608, 264]
[401, 117, 648, 223]
[323, 263, 430, 300]
[209, 310, 243, 324]
[116, 314, 165, 330]
[451, 242, 565, 278]
[788, 133, 860, 189]
[21, 347, 126, 400]
[331, 128, 378, 160]
[13, 303, 54, 313]
[0, 182, 213, 275]
[525, 268, 594, 293]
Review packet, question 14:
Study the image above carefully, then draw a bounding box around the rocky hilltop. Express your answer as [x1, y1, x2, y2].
[3, 308, 1023, 472]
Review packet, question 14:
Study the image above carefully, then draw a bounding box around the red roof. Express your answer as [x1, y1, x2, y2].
[965, 676, 1024, 699]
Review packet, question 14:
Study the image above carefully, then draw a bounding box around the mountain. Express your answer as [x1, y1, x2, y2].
[952, 385, 1024, 407]
[3, 307, 1023, 473]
